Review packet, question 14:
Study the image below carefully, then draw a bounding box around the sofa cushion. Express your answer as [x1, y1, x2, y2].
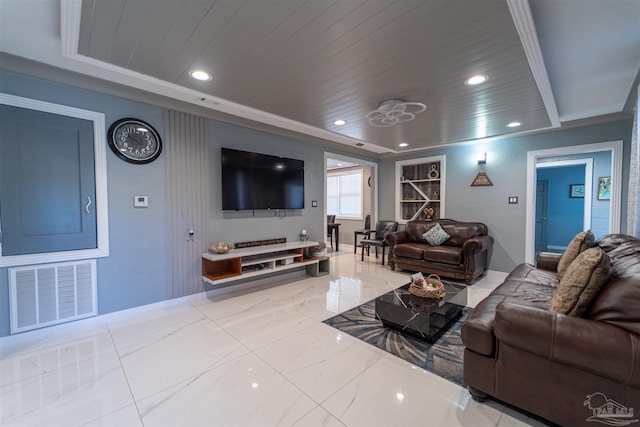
[422, 222, 451, 246]
[393, 243, 426, 260]
[549, 247, 610, 316]
[422, 246, 462, 265]
[557, 230, 595, 280]
[587, 234, 640, 335]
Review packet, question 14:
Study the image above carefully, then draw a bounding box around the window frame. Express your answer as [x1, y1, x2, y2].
[327, 167, 364, 220]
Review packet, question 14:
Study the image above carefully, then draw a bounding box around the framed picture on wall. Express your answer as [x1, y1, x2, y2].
[569, 184, 585, 198]
[598, 176, 611, 200]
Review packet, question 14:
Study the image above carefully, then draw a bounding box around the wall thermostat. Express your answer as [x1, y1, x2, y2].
[134, 195, 149, 208]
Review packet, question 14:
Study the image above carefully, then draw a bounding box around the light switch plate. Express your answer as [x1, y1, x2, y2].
[134, 195, 149, 208]
[508, 196, 518, 204]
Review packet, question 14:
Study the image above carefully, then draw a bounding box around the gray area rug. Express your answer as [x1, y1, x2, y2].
[323, 299, 471, 387]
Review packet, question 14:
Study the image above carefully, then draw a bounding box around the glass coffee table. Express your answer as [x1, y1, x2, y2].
[374, 281, 467, 343]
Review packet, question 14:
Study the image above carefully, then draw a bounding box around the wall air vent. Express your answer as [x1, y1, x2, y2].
[9, 260, 97, 334]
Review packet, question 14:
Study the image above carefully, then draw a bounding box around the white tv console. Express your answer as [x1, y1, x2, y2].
[201, 241, 327, 286]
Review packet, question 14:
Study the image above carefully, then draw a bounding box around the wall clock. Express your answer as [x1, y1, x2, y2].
[108, 118, 162, 164]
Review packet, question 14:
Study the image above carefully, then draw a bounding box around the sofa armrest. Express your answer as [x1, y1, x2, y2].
[494, 303, 640, 387]
[384, 230, 410, 247]
[462, 235, 494, 254]
[536, 252, 562, 272]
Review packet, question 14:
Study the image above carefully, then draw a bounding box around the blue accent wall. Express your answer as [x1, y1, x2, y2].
[537, 165, 584, 248]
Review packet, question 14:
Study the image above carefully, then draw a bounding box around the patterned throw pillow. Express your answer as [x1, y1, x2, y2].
[557, 230, 595, 280]
[422, 223, 451, 246]
[549, 247, 610, 316]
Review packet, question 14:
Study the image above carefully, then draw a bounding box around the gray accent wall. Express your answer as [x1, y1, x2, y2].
[378, 119, 633, 273]
[0, 69, 350, 336]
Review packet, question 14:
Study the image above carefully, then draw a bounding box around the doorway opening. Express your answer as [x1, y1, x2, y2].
[525, 140, 622, 264]
[535, 159, 593, 255]
[324, 152, 378, 252]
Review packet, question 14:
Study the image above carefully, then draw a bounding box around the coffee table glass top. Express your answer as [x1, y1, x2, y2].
[374, 281, 467, 342]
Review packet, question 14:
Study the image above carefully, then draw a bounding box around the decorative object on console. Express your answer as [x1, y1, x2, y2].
[235, 238, 286, 249]
[312, 242, 327, 258]
[210, 241, 234, 254]
[300, 229, 309, 241]
[108, 118, 162, 164]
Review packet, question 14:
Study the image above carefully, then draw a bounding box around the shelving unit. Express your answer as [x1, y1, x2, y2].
[202, 241, 321, 286]
[395, 156, 445, 224]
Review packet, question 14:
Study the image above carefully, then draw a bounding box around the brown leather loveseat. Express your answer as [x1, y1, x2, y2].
[384, 219, 493, 285]
[462, 233, 640, 426]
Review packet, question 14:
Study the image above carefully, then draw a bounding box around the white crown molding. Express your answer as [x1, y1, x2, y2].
[58, 0, 390, 155]
[508, 0, 561, 128]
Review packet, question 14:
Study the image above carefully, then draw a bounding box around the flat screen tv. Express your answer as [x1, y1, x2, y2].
[221, 147, 305, 210]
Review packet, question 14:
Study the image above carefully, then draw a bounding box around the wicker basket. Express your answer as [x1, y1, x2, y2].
[409, 274, 445, 299]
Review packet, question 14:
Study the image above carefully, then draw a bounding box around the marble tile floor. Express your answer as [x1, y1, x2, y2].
[0, 245, 547, 427]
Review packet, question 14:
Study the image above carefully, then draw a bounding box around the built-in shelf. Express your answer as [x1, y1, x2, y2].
[202, 241, 321, 286]
[395, 156, 446, 224]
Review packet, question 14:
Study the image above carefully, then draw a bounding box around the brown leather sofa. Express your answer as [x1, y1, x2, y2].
[384, 219, 493, 285]
[462, 234, 640, 426]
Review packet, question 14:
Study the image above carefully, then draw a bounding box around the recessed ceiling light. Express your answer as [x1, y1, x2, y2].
[465, 74, 488, 86]
[398, 142, 409, 148]
[334, 119, 346, 126]
[506, 121, 522, 128]
[189, 70, 212, 81]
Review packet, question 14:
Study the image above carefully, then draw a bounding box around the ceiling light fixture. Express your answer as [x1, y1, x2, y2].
[465, 74, 488, 86]
[398, 142, 409, 148]
[506, 121, 522, 128]
[366, 99, 426, 128]
[189, 70, 212, 81]
[334, 119, 346, 126]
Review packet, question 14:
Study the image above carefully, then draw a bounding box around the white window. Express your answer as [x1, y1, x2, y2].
[327, 169, 362, 219]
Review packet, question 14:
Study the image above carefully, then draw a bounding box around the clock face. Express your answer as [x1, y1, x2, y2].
[108, 118, 162, 164]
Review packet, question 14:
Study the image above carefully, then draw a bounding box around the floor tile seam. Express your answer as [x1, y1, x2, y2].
[107, 315, 215, 357]
[104, 323, 145, 427]
[190, 298, 295, 324]
[314, 355, 392, 422]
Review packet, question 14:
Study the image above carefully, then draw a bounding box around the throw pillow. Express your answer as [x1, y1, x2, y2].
[422, 223, 451, 246]
[557, 230, 595, 280]
[549, 247, 610, 316]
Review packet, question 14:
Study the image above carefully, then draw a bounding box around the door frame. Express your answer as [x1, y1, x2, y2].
[324, 152, 378, 246]
[525, 140, 622, 264]
[0, 93, 109, 267]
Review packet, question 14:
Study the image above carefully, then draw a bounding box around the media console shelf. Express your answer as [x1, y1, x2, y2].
[202, 241, 320, 286]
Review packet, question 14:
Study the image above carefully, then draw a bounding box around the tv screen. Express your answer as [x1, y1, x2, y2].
[221, 148, 305, 210]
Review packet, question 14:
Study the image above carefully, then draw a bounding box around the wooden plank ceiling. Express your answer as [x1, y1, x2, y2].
[78, 0, 551, 152]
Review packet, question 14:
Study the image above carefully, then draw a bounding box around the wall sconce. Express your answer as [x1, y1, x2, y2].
[477, 152, 487, 165]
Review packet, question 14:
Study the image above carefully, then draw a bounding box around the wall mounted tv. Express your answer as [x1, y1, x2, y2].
[221, 147, 305, 211]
